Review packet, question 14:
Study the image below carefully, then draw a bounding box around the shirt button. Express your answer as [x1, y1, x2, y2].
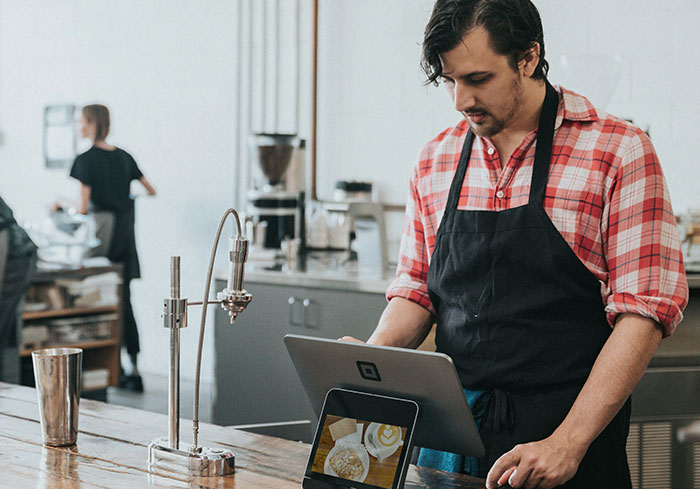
[487, 147, 495, 155]
[496, 190, 504, 199]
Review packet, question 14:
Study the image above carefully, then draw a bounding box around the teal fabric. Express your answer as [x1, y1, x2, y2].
[416, 389, 486, 475]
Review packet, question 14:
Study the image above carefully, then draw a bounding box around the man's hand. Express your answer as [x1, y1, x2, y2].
[485, 314, 661, 489]
[486, 434, 585, 489]
[338, 336, 365, 343]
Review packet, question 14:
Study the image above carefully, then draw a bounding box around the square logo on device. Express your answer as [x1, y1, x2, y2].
[357, 361, 381, 382]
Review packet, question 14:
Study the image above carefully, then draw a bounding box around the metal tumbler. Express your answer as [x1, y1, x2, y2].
[31, 348, 83, 446]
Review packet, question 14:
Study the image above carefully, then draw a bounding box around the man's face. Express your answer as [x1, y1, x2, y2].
[439, 26, 525, 138]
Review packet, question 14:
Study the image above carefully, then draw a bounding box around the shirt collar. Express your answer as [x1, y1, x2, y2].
[555, 84, 599, 129]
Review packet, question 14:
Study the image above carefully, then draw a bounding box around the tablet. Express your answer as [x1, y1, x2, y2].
[303, 388, 419, 489]
[285, 334, 484, 456]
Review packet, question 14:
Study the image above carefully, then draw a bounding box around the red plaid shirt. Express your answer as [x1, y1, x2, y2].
[387, 86, 688, 336]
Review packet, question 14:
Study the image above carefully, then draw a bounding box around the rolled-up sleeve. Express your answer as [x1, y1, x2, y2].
[603, 130, 688, 336]
[386, 165, 436, 315]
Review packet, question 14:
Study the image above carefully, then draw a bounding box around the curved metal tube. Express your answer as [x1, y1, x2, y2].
[191, 208, 242, 450]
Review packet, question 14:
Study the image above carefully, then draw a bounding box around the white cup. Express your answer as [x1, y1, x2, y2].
[364, 423, 403, 461]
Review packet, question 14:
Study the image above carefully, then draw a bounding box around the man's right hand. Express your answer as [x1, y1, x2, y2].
[338, 336, 366, 344]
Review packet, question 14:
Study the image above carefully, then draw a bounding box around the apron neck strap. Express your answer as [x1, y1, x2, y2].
[446, 127, 475, 210]
[528, 81, 559, 204]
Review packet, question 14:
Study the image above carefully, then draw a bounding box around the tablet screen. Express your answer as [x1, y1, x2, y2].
[304, 389, 418, 489]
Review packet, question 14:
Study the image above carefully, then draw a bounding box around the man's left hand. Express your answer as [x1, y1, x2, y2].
[485, 434, 585, 489]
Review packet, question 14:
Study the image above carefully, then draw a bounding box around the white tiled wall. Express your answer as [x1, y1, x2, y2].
[537, 0, 700, 213]
[0, 1, 242, 382]
[0, 1, 697, 381]
[315, 0, 700, 213]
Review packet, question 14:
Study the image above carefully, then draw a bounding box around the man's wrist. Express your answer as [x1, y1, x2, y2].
[366, 332, 395, 347]
[550, 423, 591, 463]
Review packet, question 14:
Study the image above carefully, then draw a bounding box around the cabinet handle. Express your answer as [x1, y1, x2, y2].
[302, 298, 317, 329]
[288, 297, 303, 327]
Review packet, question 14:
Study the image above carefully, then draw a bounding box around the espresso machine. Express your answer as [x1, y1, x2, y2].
[247, 133, 305, 249]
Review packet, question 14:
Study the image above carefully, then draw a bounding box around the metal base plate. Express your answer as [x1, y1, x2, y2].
[148, 437, 235, 477]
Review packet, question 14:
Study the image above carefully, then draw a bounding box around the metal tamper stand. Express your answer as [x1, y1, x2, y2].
[148, 208, 252, 477]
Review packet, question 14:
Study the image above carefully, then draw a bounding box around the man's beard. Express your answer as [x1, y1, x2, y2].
[467, 76, 524, 138]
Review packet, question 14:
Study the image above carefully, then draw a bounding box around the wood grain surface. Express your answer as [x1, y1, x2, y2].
[0, 382, 486, 488]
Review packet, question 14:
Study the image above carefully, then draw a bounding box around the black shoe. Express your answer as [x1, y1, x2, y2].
[119, 374, 144, 392]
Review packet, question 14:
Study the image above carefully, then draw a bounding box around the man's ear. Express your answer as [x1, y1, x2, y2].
[519, 42, 541, 77]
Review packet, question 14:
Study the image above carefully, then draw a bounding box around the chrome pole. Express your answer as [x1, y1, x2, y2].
[168, 327, 180, 448]
[168, 257, 180, 449]
[162, 256, 187, 450]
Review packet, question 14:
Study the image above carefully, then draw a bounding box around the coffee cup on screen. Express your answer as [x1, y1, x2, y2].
[364, 422, 403, 461]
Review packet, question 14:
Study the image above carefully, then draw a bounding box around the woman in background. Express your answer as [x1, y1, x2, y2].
[70, 104, 155, 392]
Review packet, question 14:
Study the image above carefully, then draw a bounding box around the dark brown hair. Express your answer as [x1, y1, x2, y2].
[421, 0, 549, 85]
[82, 104, 110, 141]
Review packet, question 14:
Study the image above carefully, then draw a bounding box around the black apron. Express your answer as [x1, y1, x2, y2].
[95, 201, 141, 356]
[97, 200, 141, 282]
[426, 82, 632, 488]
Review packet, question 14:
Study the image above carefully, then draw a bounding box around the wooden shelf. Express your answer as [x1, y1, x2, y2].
[17, 264, 123, 389]
[22, 305, 118, 321]
[19, 338, 119, 357]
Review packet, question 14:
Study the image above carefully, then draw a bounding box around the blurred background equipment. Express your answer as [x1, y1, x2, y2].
[29, 211, 100, 269]
[246, 133, 305, 249]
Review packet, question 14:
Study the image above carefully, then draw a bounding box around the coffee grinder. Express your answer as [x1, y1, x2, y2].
[247, 133, 305, 249]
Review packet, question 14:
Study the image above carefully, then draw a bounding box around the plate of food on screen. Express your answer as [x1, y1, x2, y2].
[323, 421, 370, 482]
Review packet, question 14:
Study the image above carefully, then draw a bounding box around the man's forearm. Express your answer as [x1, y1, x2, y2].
[552, 313, 663, 457]
[367, 297, 435, 349]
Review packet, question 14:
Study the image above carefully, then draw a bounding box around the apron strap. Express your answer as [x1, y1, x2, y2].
[528, 81, 560, 205]
[445, 129, 475, 211]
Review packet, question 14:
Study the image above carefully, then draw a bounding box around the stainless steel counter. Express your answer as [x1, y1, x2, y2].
[651, 277, 700, 368]
[216, 254, 394, 295]
[687, 273, 700, 289]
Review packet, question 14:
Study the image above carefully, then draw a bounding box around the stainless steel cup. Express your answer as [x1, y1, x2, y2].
[31, 347, 83, 446]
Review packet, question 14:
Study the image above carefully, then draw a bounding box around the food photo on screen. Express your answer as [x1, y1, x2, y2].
[311, 415, 407, 489]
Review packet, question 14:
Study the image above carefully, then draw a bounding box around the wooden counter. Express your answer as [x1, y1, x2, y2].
[0, 382, 485, 488]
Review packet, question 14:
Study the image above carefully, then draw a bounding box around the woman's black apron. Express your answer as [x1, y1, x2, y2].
[96, 200, 141, 356]
[104, 200, 140, 282]
[425, 82, 632, 488]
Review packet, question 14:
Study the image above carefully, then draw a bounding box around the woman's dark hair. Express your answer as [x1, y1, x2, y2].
[82, 104, 110, 141]
[421, 0, 549, 85]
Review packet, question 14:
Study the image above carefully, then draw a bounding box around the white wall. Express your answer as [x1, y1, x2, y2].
[1, 1, 698, 382]
[315, 0, 455, 204]
[314, 0, 700, 213]
[0, 1, 241, 382]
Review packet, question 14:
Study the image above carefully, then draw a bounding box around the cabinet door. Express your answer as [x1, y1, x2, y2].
[213, 280, 386, 440]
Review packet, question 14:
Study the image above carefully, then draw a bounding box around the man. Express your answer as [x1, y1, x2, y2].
[343, 1, 688, 488]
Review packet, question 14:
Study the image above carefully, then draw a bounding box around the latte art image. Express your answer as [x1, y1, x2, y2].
[377, 424, 400, 447]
